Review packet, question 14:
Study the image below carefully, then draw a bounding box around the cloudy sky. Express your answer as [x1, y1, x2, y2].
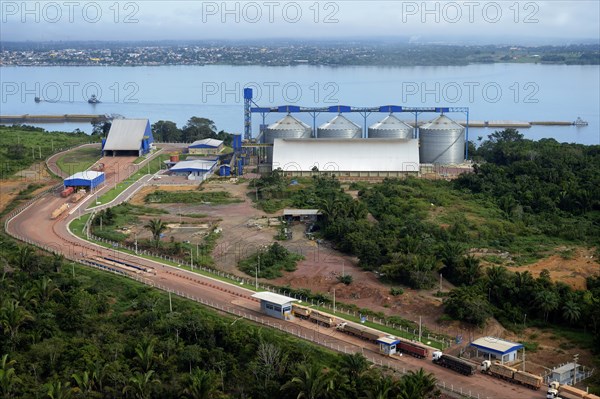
[1, 0, 599, 44]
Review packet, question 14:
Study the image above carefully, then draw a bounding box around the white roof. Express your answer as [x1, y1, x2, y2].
[189, 138, 223, 148]
[65, 171, 104, 180]
[470, 337, 523, 354]
[170, 159, 217, 172]
[552, 363, 577, 374]
[377, 336, 400, 345]
[252, 292, 299, 306]
[283, 209, 321, 216]
[272, 138, 420, 172]
[103, 119, 149, 150]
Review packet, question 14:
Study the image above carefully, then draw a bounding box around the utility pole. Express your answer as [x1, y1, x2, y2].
[190, 250, 193, 270]
[440, 273, 443, 291]
[419, 316, 422, 342]
[573, 354, 579, 385]
[169, 291, 173, 313]
[522, 346, 526, 371]
[134, 234, 138, 254]
[333, 288, 336, 313]
[255, 253, 260, 289]
[38, 146, 41, 158]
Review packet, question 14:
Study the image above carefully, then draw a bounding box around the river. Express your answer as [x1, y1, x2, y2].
[1, 64, 598, 144]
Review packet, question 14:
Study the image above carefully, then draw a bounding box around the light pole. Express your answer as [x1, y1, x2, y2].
[255, 252, 260, 290]
[134, 233, 138, 255]
[190, 250, 194, 270]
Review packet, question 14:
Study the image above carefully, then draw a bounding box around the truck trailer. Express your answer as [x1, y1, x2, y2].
[480, 360, 542, 390]
[432, 351, 477, 376]
[398, 341, 428, 359]
[547, 382, 600, 399]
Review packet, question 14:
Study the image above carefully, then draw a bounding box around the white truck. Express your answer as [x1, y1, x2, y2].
[547, 381, 600, 399]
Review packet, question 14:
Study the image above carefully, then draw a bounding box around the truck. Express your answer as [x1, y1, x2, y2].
[308, 310, 336, 327]
[480, 360, 542, 390]
[71, 189, 86, 203]
[432, 351, 477, 376]
[51, 203, 69, 220]
[336, 321, 382, 342]
[398, 341, 428, 359]
[291, 304, 311, 320]
[547, 381, 600, 399]
[61, 187, 74, 197]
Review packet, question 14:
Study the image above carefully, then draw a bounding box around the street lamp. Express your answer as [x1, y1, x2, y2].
[134, 233, 138, 254]
[255, 252, 260, 290]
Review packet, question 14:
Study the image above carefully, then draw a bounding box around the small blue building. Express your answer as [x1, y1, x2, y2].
[377, 336, 401, 356]
[64, 171, 105, 190]
[252, 292, 298, 320]
[219, 165, 231, 176]
[470, 337, 523, 364]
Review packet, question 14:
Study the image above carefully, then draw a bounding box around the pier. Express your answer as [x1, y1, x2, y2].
[0, 114, 111, 124]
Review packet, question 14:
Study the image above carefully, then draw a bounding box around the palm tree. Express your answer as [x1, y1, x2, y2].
[33, 277, 62, 303]
[535, 290, 560, 322]
[438, 242, 465, 274]
[71, 371, 96, 397]
[363, 375, 395, 399]
[183, 367, 219, 399]
[144, 219, 167, 248]
[562, 300, 581, 325]
[339, 353, 369, 381]
[45, 381, 74, 399]
[281, 363, 334, 399]
[0, 300, 34, 347]
[460, 255, 482, 285]
[396, 368, 438, 399]
[17, 246, 34, 273]
[123, 370, 160, 399]
[0, 354, 21, 398]
[134, 340, 156, 373]
[52, 253, 64, 273]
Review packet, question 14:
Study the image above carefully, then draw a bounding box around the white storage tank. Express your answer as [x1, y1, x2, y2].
[317, 115, 361, 139]
[368, 114, 413, 139]
[419, 115, 465, 164]
[264, 114, 312, 162]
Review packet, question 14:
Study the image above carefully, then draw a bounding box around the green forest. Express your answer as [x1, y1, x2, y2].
[0, 237, 440, 398]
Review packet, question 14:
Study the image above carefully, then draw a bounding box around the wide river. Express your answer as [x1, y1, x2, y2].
[1, 64, 599, 144]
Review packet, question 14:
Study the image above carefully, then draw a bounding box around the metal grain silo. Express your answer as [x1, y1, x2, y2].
[264, 114, 312, 163]
[317, 115, 361, 139]
[368, 114, 413, 139]
[419, 115, 465, 164]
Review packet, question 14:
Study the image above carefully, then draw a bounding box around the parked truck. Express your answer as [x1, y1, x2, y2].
[481, 360, 542, 390]
[51, 203, 69, 220]
[61, 187, 74, 197]
[291, 304, 311, 320]
[432, 351, 477, 376]
[71, 189, 87, 203]
[336, 321, 382, 342]
[547, 381, 600, 399]
[398, 341, 428, 359]
[308, 310, 336, 327]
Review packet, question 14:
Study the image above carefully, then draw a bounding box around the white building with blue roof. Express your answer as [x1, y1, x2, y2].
[470, 336, 523, 364]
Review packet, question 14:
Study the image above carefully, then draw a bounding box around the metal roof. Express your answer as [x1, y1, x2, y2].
[318, 114, 360, 130]
[283, 209, 322, 216]
[170, 160, 217, 172]
[272, 138, 420, 172]
[268, 114, 311, 130]
[470, 337, 523, 355]
[420, 114, 464, 130]
[103, 119, 149, 150]
[377, 336, 400, 345]
[252, 292, 299, 306]
[189, 138, 223, 148]
[65, 171, 104, 181]
[552, 363, 577, 375]
[369, 114, 412, 130]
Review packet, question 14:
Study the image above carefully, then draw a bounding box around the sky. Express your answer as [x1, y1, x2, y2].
[1, 0, 599, 44]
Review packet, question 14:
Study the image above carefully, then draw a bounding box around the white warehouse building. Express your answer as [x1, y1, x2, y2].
[272, 138, 420, 179]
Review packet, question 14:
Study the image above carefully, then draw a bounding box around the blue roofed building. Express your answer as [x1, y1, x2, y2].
[64, 171, 105, 190]
[470, 337, 523, 364]
[103, 119, 153, 157]
[252, 292, 298, 320]
[169, 159, 217, 181]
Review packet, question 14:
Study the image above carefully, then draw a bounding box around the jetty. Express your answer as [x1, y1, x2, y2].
[0, 114, 111, 124]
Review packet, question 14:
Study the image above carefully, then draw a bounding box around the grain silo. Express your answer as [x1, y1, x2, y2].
[317, 115, 362, 139]
[419, 115, 465, 164]
[264, 114, 312, 163]
[368, 114, 413, 139]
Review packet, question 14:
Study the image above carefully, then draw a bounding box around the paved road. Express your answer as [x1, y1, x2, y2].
[5, 148, 542, 399]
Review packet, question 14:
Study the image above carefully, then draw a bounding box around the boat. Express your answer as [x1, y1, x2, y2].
[573, 117, 588, 126]
[34, 96, 42, 103]
[88, 94, 101, 104]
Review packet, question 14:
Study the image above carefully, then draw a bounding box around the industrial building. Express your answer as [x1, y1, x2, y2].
[63, 171, 105, 190]
[252, 292, 297, 320]
[419, 115, 465, 165]
[470, 337, 523, 364]
[272, 138, 420, 178]
[317, 115, 362, 139]
[263, 115, 312, 163]
[188, 138, 224, 155]
[168, 159, 217, 181]
[102, 119, 154, 157]
[368, 114, 414, 138]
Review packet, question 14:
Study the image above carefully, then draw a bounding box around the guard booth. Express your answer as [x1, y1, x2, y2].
[252, 292, 298, 320]
[377, 336, 401, 355]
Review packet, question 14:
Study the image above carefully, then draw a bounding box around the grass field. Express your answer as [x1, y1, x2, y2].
[90, 154, 169, 208]
[145, 190, 241, 205]
[55, 145, 101, 175]
[0, 125, 99, 176]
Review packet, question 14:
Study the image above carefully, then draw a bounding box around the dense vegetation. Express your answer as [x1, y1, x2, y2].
[151, 117, 234, 145]
[0, 125, 99, 176]
[145, 190, 241, 205]
[251, 131, 600, 354]
[0, 235, 441, 398]
[238, 242, 304, 279]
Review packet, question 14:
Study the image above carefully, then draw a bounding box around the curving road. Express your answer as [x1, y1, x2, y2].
[5, 149, 541, 399]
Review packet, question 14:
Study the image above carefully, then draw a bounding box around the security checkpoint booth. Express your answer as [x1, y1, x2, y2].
[252, 292, 298, 320]
[377, 336, 401, 356]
